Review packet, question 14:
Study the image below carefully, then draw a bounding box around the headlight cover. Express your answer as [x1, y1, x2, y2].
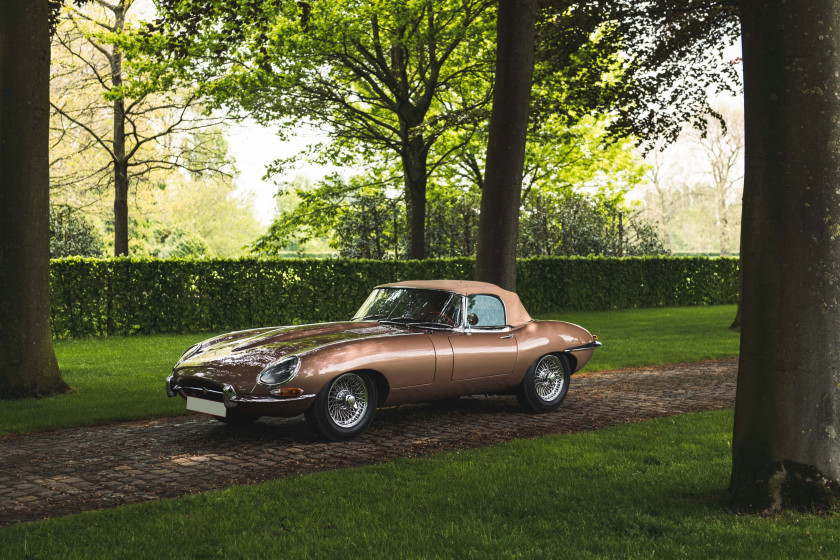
[258, 356, 301, 386]
[177, 343, 202, 364]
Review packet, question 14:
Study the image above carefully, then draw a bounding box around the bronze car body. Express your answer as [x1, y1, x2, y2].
[167, 280, 600, 440]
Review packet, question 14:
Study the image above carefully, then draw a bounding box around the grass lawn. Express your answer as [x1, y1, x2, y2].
[547, 305, 740, 372]
[0, 305, 740, 436]
[0, 333, 207, 436]
[1, 409, 837, 559]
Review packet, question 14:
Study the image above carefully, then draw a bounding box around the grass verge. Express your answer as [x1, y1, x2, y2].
[1, 409, 836, 559]
[0, 305, 739, 436]
[0, 334, 205, 436]
[552, 305, 740, 372]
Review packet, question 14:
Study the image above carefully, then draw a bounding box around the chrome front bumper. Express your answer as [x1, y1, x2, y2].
[166, 374, 315, 415]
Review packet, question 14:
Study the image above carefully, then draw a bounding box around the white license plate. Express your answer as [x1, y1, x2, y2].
[186, 396, 227, 417]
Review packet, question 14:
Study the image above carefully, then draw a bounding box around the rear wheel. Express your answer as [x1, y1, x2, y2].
[305, 372, 377, 441]
[516, 354, 571, 413]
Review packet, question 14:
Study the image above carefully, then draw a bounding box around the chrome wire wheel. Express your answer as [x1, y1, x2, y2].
[533, 354, 565, 402]
[327, 373, 369, 428]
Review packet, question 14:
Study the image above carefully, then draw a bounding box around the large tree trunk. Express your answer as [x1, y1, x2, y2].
[402, 135, 428, 259]
[0, 0, 68, 398]
[474, 0, 537, 291]
[730, 0, 840, 511]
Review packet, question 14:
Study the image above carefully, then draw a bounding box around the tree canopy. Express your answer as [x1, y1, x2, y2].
[50, 0, 235, 256]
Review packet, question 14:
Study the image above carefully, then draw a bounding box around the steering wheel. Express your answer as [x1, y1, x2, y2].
[419, 311, 455, 326]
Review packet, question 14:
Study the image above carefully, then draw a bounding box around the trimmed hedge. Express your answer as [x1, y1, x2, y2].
[49, 256, 738, 338]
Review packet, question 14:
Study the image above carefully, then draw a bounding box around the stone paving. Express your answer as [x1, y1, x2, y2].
[0, 359, 737, 527]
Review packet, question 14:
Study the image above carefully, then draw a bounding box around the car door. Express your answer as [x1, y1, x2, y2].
[449, 294, 518, 381]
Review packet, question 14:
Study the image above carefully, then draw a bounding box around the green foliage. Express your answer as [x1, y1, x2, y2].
[49, 4, 236, 256]
[157, 230, 209, 259]
[156, 175, 265, 258]
[425, 184, 480, 258]
[518, 192, 667, 257]
[49, 256, 738, 338]
[49, 207, 103, 258]
[252, 173, 405, 259]
[105, 216, 208, 259]
[142, 0, 636, 259]
[516, 256, 738, 314]
[255, 115, 657, 260]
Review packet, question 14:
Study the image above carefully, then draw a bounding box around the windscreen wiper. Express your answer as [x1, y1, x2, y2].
[378, 317, 416, 325]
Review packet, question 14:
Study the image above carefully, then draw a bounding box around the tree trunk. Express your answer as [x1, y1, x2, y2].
[729, 254, 742, 331]
[112, 43, 129, 256]
[113, 156, 129, 256]
[0, 0, 68, 398]
[730, 0, 840, 511]
[402, 135, 428, 259]
[718, 194, 730, 256]
[474, 0, 537, 291]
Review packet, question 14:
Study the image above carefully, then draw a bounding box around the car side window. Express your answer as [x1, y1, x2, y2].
[467, 294, 506, 328]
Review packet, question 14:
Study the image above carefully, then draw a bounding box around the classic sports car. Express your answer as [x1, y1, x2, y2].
[166, 280, 600, 440]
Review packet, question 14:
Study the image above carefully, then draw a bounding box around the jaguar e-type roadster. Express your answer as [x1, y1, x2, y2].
[166, 280, 600, 440]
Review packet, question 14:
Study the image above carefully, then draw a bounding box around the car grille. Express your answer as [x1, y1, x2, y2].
[179, 378, 225, 402]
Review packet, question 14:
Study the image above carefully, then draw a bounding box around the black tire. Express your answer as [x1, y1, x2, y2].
[304, 372, 378, 441]
[216, 410, 261, 425]
[516, 354, 571, 413]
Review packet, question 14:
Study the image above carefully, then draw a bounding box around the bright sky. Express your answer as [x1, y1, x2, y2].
[226, 121, 339, 225]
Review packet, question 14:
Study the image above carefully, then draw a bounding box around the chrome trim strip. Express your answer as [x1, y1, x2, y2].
[183, 386, 224, 396]
[563, 341, 602, 353]
[228, 393, 316, 404]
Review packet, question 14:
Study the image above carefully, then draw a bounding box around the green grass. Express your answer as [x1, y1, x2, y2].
[0, 333, 207, 436]
[1, 409, 837, 559]
[0, 305, 739, 436]
[546, 305, 740, 372]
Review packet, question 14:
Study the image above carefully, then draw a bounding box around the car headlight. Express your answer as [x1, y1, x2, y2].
[258, 356, 301, 386]
[177, 343, 202, 364]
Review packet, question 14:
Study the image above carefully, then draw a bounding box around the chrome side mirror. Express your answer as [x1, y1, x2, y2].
[467, 313, 479, 326]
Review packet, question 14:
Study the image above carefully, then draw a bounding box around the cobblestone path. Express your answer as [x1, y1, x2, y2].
[0, 359, 736, 526]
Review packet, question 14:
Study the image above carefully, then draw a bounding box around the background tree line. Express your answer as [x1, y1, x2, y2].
[48, 0, 262, 259]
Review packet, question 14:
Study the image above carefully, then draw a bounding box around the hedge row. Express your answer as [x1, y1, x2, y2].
[49, 256, 739, 338]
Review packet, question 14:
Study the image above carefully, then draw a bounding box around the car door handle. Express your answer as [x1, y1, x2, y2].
[500, 334, 514, 339]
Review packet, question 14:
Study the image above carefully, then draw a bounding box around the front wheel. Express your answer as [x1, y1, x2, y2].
[305, 372, 378, 441]
[516, 354, 571, 413]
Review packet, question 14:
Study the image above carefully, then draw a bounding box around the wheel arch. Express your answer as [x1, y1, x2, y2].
[554, 351, 577, 373]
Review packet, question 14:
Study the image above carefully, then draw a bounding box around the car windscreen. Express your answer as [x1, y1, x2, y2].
[353, 288, 463, 328]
